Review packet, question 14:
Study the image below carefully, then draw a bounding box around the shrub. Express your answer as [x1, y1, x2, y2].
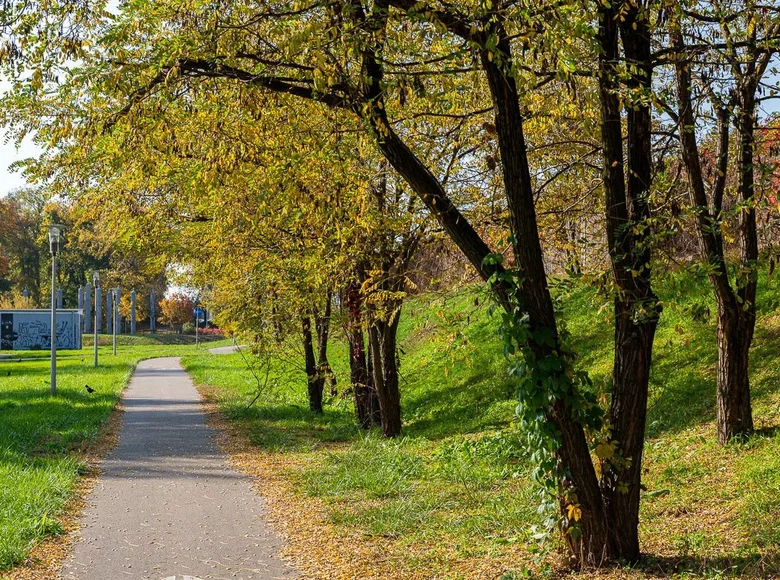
[199, 327, 224, 337]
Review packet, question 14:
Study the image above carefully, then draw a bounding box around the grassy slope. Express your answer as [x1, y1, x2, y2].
[183, 271, 780, 578]
[0, 335, 218, 571]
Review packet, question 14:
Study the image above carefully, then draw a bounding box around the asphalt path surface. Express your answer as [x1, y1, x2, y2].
[61, 357, 296, 580]
[208, 345, 242, 355]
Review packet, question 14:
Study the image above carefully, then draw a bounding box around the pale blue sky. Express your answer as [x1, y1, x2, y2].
[0, 130, 39, 196]
[0, 76, 41, 197]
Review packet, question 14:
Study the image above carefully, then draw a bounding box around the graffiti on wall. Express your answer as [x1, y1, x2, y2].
[0, 311, 82, 350]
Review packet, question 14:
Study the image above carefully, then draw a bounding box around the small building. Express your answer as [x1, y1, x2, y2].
[0, 310, 83, 350]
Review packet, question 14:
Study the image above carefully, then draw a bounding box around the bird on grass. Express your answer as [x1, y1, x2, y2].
[85, 384, 95, 394]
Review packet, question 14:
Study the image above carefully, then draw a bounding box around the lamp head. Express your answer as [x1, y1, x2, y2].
[46, 224, 65, 255]
[92, 270, 99, 285]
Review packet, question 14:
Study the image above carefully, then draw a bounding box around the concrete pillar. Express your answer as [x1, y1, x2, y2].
[56, 288, 63, 309]
[150, 290, 156, 333]
[130, 289, 137, 335]
[106, 290, 113, 335]
[78, 287, 84, 332]
[85, 283, 92, 333]
[115, 287, 121, 334]
[95, 287, 102, 333]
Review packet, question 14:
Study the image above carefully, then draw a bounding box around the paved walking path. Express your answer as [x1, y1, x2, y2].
[61, 357, 296, 580]
[208, 345, 242, 355]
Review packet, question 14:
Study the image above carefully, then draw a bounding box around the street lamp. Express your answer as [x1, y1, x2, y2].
[92, 271, 99, 367]
[47, 224, 65, 396]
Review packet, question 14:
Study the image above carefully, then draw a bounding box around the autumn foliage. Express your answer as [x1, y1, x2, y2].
[158, 293, 195, 332]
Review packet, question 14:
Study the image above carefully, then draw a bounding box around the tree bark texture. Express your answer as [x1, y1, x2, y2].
[368, 310, 403, 438]
[360, 0, 655, 565]
[596, 3, 660, 562]
[716, 300, 755, 442]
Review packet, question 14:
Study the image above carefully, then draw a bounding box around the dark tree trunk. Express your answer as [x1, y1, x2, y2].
[596, 3, 660, 562]
[478, 30, 615, 566]
[718, 89, 759, 442]
[301, 316, 324, 413]
[674, 30, 757, 444]
[346, 281, 380, 428]
[716, 299, 755, 442]
[315, 291, 336, 393]
[602, 304, 657, 559]
[369, 311, 402, 438]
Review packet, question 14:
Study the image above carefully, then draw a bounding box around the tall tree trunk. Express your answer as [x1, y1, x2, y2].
[603, 305, 657, 559]
[302, 315, 324, 413]
[596, 3, 660, 562]
[480, 33, 615, 565]
[346, 282, 380, 428]
[674, 35, 756, 444]
[715, 88, 759, 442]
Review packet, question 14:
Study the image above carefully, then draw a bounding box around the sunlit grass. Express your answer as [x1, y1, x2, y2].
[183, 268, 780, 578]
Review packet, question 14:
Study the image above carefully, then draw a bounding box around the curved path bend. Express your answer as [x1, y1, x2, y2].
[61, 357, 296, 580]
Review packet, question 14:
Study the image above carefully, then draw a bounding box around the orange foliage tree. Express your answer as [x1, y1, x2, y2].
[158, 293, 195, 332]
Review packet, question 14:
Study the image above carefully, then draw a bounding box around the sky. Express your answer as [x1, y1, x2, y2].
[0, 128, 40, 197]
[0, 76, 41, 197]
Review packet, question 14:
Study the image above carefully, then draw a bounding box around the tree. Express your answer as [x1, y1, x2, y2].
[0, 0, 665, 565]
[0, 188, 46, 303]
[669, 2, 780, 442]
[158, 293, 195, 332]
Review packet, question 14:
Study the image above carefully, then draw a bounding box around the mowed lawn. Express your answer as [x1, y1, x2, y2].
[183, 271, 780, 578]
[0, 335, 229, 571]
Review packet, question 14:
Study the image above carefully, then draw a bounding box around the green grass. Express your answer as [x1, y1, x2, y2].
[0, 336, 203, 570]
[183, 267, 780, 577]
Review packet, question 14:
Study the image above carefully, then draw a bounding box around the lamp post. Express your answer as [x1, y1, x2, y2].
[93, 271, 99, 367]
[47, 224, 64, 396]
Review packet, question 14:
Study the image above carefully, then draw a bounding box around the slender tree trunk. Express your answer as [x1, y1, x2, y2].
[302, 316, 324, 413]
[369, 311, 402, 438]
[480, 33, 617, 564]
[596, 3, 660, 562]
[602, 305, 657, 559]
[364, 0, 652, 564]
[346, 282, 380, 428]
[315, 291, 336, 393]
[715, 90, 759, 442]
[674, 31, 756, 444]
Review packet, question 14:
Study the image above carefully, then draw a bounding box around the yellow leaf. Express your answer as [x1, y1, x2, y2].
[595, 440, 614, 460]
[566, 503, 582, 522]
